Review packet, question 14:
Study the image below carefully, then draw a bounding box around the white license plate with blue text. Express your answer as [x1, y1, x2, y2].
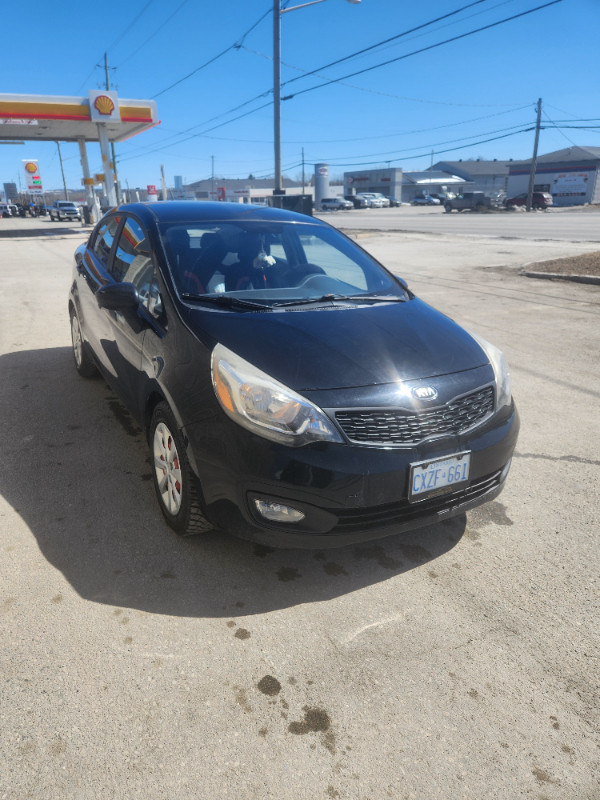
[409, 452, 471, 502]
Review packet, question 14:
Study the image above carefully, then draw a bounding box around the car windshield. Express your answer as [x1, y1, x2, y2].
[158, 220, 407, 306]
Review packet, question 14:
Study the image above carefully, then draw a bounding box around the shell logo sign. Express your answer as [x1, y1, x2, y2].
[93, 95, 115, 116]
[88, 90, 120, 123]
[22, 159, 43, 194]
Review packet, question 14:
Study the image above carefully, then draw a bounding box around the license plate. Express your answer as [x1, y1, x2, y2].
[409, 452, 471, 503]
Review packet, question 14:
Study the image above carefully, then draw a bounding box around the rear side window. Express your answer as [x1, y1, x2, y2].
[92, 215, 121, 268]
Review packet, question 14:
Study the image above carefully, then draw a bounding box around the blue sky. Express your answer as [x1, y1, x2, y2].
[1, 0, 598, 192]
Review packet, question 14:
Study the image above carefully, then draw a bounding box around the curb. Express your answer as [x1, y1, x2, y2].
[521, 270, 600, 286]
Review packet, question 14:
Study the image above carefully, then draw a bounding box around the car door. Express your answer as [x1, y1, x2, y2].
[75, 212, 122, 365]
[100, 215, 165, 416]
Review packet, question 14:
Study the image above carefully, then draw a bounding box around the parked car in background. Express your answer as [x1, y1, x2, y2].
[0, 203, 12, 218]
[345, 195, 369, 208]
[68, 201, 519, 548]
[412, 195, 441, 206]
[357, 193, 385, 208]
[49, 200, 82, 222]
[320, 197, 353, 211]
[385, 196, 402, 207]
[505, 192, 553, 210]
[427, 193, 450, 204]
[373, 193, 390, 207]
[444, 192, 492, 213]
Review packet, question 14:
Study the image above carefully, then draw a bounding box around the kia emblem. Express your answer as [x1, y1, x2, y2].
[413, 386, 438, 401]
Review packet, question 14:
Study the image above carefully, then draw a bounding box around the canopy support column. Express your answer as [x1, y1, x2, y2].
[96, 123, 117, 207]
[78, 137, 99, 223]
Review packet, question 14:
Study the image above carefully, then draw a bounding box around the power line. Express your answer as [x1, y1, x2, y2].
[317, 121, 535, 164]
[282, 0, 564, 102]
[117, 0, 191, 68]
[75, 0, 155, 93]
[241, 42, 523, 107]
[315, 127, 536, 168]
[151, 7, 272, 99]
[282, 0, 492, 88]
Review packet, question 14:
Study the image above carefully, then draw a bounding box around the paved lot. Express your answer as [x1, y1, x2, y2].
[318, 203, 600, 243]
[1, 216, 598, 799]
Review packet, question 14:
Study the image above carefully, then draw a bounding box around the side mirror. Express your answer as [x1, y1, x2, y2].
[96, 282, 139, 311]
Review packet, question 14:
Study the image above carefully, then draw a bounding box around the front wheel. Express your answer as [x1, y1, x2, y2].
[150, 403, 213, 536]
[444, 203, 452, 213]
[70, 308, 97, 377]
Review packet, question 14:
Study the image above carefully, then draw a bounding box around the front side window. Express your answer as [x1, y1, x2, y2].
[92, 214, 121, 268]
[113, 217, 163, 317]
[159, 221, 405, 305]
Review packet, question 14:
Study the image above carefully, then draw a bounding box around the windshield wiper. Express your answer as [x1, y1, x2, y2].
[181, 293, 272, 311]
[272, 293, 407, 308]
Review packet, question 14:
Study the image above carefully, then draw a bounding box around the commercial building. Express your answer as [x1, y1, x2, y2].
[505, 146, 600, 206]
[187, 176, 313, 204]
[401, 170, 468, 203]
[343, 167, 403, 202]
[429, 159, 511, 196]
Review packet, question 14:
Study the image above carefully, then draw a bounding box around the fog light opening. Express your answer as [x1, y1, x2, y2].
[254, 500, 305, 523]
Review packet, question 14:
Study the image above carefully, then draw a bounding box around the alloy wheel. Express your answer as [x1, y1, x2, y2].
[71, 314, 83, 368]
[153, 422, 183, 516]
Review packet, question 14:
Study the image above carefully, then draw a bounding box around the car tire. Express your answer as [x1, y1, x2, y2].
[70, 307, 98, 378]
[150, 402, 214, 537]
[444, 203, 452, 213]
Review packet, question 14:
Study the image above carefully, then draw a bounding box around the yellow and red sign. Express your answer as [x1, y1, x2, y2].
[22, 159, 43, 194]
[88, 90, 120, 123]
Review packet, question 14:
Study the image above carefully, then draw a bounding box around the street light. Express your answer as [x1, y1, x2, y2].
[273, 0, 361, 197]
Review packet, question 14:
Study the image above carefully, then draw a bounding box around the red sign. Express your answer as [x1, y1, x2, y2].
[147, 185, 157, 194]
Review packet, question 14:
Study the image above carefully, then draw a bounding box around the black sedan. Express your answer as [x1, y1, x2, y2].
[69, 202, 519, 548]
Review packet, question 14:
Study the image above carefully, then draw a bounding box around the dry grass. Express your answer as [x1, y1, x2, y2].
[529, 251, 600, 277]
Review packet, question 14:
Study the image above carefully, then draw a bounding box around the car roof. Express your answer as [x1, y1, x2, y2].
[116, 201, 321, 227]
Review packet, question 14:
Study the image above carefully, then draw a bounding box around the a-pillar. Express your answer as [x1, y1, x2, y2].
[96, 123, 117, 207]
[78, 137, 98, 223]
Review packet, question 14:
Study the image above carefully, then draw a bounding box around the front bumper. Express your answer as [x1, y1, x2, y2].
[186, 402, 520, 548]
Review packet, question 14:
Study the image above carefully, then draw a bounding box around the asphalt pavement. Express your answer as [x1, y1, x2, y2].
[1, 213, 598, 800]
[318, 202, 600, 243]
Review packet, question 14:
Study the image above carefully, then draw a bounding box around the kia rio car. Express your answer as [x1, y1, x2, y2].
[69, 202, 519, 548]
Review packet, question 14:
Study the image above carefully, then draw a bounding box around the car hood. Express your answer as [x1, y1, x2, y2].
[182, 297, 488, 391]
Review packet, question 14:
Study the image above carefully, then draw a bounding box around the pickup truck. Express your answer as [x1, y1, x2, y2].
[444, 192, 492, 213]
[49, 201, 81, 222]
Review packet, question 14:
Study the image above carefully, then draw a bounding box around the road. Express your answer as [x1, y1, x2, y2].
[318, 204, 600, 243]
[1, 215, 599, 799]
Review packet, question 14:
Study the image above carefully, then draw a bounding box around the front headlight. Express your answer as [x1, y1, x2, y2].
[471, 333, 512, 409]
[211, 343, 343, 447]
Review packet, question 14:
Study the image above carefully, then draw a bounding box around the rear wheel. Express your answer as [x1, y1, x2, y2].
[150, 402, 213, 536]
[444, 203, 452, 213]
[70, 308, 97, 377]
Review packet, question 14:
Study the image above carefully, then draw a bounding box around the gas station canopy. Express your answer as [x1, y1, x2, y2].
[0, 92, 159, 142]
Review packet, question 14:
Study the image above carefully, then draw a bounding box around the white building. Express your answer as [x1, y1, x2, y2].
[506, 146, 600, 206]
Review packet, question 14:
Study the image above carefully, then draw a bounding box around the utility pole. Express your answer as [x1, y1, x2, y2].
[273, 0, 282, 197]
[57, 141, 69, 200]
[301, 147, 305, 195]
[160, 164, 167, 201]
[104, 53, 122, 205]
[526, 98, 542, 212]
[211, 155, 215, 201]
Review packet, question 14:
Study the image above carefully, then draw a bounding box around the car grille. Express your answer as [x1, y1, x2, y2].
[328, 469, 502, 534]
[335, 386, 495, 446]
